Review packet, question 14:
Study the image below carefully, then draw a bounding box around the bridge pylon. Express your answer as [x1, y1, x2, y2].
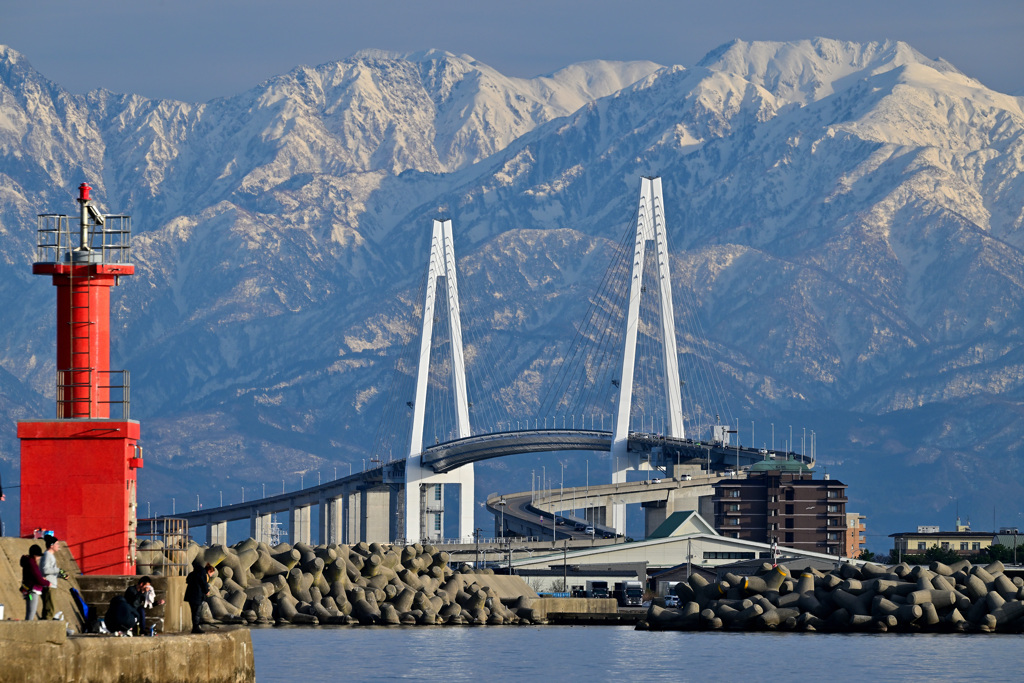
[610, 176, 684, 534]
[404, 219, 474, 543]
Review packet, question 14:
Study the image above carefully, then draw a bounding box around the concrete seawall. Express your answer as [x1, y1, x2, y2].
[530, 597, 619, 619]
[0, 621, 254, 682]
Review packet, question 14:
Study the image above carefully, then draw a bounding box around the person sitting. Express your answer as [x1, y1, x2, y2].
[104, 593, 139, 635]
[124, 576, 164, 635]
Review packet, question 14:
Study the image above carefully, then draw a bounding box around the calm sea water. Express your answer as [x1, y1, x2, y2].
[249, 625, 1021, 682]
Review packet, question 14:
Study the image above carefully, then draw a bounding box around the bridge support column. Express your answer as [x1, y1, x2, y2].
[389, 486, 402, 543]
[404, 461, 474, 543]
[643, 500, 670, 539]
[361, 487, 391, 544]
[250, 511, 272, 545]
[206, 520, 228, 546]
[584, 506, 608, 527]
[611, 462, 627, 535]
[290, 504, 311, 545]
[319, 495, 343, 545]
[343, 489, 361, 543]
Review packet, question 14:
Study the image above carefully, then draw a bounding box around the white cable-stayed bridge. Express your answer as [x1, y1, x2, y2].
[155, 177, 812, 547]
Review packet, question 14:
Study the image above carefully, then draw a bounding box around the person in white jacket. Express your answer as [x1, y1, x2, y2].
[40, 534, 61, 620]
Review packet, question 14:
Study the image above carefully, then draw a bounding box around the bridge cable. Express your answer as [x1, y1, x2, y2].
[548, 214, 634, 420]
[536, 208, 638, 425]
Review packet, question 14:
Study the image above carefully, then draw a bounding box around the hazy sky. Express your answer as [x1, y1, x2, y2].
[3, 0, 1022, 102]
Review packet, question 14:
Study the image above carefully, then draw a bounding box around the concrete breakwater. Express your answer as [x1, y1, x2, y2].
[0, 621, 254, 683]
[139, 539, 542, 626]
[641, 559, 1024, 633]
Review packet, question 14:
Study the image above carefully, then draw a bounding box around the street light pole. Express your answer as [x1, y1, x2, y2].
[498, 498, 507, 540]
[474, 527, 481, 568]
[560, 462, 564, 516]
[563, 541, 568, 592]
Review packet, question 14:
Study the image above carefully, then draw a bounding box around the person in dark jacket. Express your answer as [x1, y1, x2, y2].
[124, 576, 164, 635]
[20, 544, 46, 620]
[184, 564, 215, 634]
[104, 594, 138, 634]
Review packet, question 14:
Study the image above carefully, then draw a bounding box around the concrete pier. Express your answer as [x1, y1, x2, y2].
[289, 505, 311, 545]
[0, 621, 254, 683]
[207, 521, 228, 546]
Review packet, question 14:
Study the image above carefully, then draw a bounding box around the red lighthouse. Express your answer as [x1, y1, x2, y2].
[19, 183, 142, 575]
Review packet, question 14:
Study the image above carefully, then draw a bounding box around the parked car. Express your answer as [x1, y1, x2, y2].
[574, 522, 587, 532]
[601, 531, 615, 539]
[664, 595, 680, 607]
[584, 525, 595, 536]
[555, 517, 566, 526]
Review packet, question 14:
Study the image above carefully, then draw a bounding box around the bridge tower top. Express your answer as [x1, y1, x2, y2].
[612, 176, 685, 446]
[409, 219, 471, 456]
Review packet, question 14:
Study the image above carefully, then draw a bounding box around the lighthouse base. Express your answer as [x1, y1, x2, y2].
[18, 419, 141, 575]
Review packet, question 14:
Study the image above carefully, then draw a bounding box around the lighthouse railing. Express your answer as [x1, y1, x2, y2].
[55, 368, 131, 419]
[36, 213, 132, 265]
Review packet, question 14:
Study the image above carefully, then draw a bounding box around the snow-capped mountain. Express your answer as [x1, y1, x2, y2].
[0, 38, 1021, 544]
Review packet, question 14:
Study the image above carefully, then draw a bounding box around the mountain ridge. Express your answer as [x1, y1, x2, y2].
[0, 38, 1021, 543]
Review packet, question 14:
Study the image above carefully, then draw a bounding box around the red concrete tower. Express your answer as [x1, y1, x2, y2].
[19, 183, 142, 575]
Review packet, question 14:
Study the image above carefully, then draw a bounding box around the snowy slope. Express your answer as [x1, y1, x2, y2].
[0, 39, 1022, 541]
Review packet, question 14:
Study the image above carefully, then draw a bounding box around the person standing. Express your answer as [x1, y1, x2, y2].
[20, 545, 46, 620]
[184, 564, 215, 634]
[39, 535, 61, 619]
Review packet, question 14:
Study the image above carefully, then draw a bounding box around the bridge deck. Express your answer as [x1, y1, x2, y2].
[150, 430, 810, 530]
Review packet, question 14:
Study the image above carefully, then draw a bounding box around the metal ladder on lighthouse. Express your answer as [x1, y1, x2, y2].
[63, 222, 94, 419]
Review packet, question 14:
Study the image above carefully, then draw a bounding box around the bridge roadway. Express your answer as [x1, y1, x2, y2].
[421, 428, 796, 472]
[485, 471, 729, 541]
[150, 429, 808, 546]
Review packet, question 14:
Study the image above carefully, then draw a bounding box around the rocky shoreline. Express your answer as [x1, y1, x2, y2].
[138, 539, 540, 627]
[640, 559, 1024, 633]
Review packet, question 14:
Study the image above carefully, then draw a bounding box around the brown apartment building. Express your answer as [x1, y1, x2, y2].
[713, 459, 848, 556]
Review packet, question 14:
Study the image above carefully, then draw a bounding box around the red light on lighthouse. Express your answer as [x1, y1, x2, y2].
[19, 185, 141, 575]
